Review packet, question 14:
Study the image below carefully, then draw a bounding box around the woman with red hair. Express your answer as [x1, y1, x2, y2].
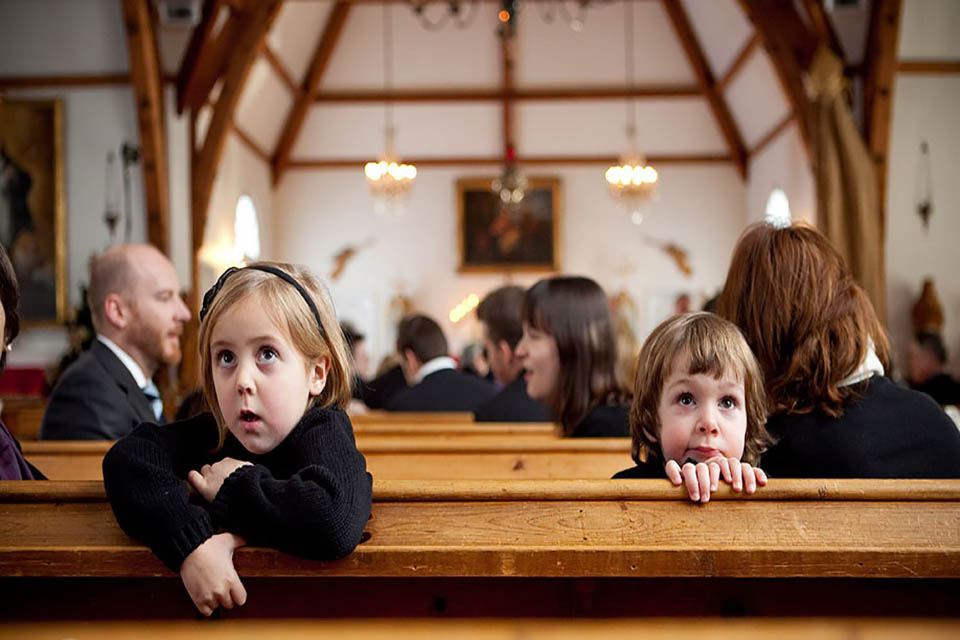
[719, 222, 960, 478]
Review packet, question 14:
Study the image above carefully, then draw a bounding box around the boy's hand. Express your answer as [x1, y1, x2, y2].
[665, 457, 768, 502]
[706, 456, 768, 494]
[665, 459, 720, 502]
[188, 458, 252, 502]
[179, 532, 248, 616]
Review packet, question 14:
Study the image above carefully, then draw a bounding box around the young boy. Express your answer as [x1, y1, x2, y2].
[613, 312, 774, 502]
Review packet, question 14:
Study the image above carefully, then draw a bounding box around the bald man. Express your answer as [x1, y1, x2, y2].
[41, 244, 190, 440]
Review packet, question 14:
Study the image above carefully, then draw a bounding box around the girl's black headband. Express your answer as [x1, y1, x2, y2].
[199, 265, 325, 337]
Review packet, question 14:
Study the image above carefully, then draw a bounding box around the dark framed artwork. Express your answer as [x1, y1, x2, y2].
[457, 176, 561, 273]
[0, 98, 66, 323]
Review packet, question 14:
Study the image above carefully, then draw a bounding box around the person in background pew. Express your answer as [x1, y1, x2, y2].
[908, 332, 960, 407]
[0, 244, 43, 479]
[516, 276, 630, 437]
[719, 222, 960, 478]
[613, 312, 772, 502]
[386, 314, 496, 412]
[103, 263, 372, 616]
[474, 285, 550, 422]
[41, 244, 191, 440]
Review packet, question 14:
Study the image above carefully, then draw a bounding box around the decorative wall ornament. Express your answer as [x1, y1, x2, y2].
[458, 176, 561, 273]
[0, 98, 66, 323]
[916, 139, 933, 229]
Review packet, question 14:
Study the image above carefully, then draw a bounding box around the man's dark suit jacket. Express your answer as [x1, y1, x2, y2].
[474, 374, 550, 422]
[41, 340, 159, 440]
[386, 368, 496, 412]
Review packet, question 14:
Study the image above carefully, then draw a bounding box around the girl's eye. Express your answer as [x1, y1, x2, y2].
[677, 392, 694, 406]
[216, 350, 235, 367]
[257, 347, 278, 364]
[720, 396, 738, 409]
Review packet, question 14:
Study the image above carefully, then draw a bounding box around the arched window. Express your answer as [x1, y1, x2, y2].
[765, 188, 791, 226]
[234, 194, 260, 260]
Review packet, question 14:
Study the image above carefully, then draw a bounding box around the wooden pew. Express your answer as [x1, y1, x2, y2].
[2, 618, 958, 640]
[0, 479, 958, 619]
[21, 436, 632, 481]
[0, 395, 45, 440]
[352, 421, 556, 436]
[351, 411, 475, 424]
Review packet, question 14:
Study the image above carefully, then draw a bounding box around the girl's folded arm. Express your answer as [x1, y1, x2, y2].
[102, 414, 220, 571]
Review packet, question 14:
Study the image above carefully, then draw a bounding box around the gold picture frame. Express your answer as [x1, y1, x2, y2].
[0, 98, 67, 324]
[457, 176, 562, 273]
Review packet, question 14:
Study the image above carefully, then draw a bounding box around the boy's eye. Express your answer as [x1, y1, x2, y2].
[257, 347, 278, 364]
[719, 396, 738, 409]
[215, 350, 235, 366]
[677, 392, 694, 406]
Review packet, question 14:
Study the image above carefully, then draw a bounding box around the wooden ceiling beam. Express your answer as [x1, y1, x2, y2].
[231, 121, 271, 165]
[175, 0, 224, 113]
[863, 0, 903, 222]
[737, 0, 818, 160]
[898, 60, 960, 74]
[501, 33, 515, 157]
[261, 43, 302, 98]
[271, 1, 351, 187]
[178, 4, 246, 113]
[661, 0, 747, 180]
[192, 0, 283, 267]
[285, 153, 733, 169]
[800, 0, 845, 60]
[312, 85, 701, 102]
[716, 33, 759, 93]
[121, 0, 169, 253]
[748, 111, 795, 158]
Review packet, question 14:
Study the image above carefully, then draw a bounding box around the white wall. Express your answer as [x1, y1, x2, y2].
[273, 163, 747, 365]
[0, 0, 191, 367]
[745, 123, 815, 226]
[885, 0, 960, 376]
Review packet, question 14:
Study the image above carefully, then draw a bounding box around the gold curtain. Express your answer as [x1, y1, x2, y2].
[808, 44, 886, 322]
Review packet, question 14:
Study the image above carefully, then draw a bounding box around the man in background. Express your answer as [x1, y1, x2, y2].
[41, 244, 190, 439]
[473, 286, 550, 422]
[387, 314, 495, 412]
[909, 332, 960, 407]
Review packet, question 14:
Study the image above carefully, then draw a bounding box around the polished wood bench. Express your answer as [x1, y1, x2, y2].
[2, 618, 958, 640]
[351, 411, 475, 424]
[22, 436, 632, 481]
[0, 479, 957, 619]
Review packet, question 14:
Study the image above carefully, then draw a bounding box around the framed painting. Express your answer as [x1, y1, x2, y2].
[457, 176, 561, 273]
[0, 98, 66, 323]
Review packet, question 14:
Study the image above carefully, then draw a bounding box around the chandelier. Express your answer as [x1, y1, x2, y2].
[491, 144, 528, 211]
[604, 0, 657, 225]
[364, 3, 416, 215]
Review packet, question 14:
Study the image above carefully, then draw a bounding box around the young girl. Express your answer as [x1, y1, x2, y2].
[613, 312, 773, 502]
[516, 276, 630, 437]
[103, 262, 372, 616]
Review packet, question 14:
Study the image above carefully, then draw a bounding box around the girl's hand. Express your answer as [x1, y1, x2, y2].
[179, 532, 248, 616]
[665, 459, 720, 503]
[188, 458, 252, 503]
[705, 456, 768, 495]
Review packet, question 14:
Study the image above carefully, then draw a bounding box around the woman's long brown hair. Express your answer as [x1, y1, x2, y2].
[524, 276, 629, 435]
[718, 222, 890, 417]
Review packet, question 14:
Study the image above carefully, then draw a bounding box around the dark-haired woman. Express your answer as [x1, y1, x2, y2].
[516, 276, 630, 437]
[719, 222, 960, 478]
[0, 244, 42, 479]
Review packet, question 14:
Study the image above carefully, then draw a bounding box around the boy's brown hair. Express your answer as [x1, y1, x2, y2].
[717, 222, 890, 417]
[630, 312, 773, 466]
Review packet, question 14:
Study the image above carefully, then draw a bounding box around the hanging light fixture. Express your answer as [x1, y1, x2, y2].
[364, 3, 416, 215]
[491, 143, 528, 210]
[604, 0, 657, 225]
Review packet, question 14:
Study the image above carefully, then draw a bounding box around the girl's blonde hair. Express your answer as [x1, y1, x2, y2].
[198, 262, 352, 448]
[630, 312, 773, 466]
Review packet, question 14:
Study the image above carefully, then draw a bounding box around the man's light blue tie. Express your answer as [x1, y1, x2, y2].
[142, 380, 164, 422]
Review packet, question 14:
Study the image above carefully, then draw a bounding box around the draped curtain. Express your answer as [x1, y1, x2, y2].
[808, 45, 887, 322]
